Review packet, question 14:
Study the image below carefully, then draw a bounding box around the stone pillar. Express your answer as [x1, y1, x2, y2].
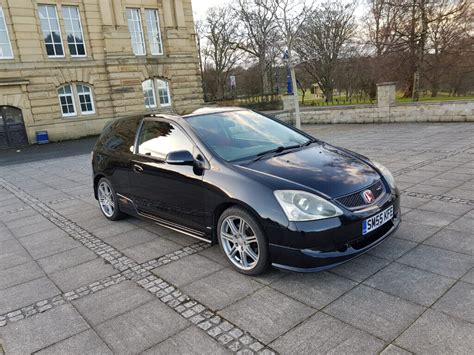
[377, 82, 396, 108]
[376, 82, 396, 123]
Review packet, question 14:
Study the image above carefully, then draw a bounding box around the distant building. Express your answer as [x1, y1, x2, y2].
[0, 0, 203, 147]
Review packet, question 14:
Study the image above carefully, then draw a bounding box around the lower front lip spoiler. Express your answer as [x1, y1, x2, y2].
[272, 215, 401, 273]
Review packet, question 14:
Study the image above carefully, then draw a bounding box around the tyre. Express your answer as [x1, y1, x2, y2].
[97, 177, 125, 221]
[217, 206, 269, 275]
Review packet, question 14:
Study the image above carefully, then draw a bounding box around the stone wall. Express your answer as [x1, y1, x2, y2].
[0, 0, 203, 143]
[275, 83, 474, 124]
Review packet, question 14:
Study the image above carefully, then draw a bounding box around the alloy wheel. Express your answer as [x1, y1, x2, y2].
[98, 181, 115, 218]
[220, 216, 260, 271]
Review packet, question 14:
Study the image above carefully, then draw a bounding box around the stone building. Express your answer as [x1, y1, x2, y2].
[0, 0, 203, 147]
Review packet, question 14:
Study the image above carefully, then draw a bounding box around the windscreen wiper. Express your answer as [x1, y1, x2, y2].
[252, 144, 300, 162]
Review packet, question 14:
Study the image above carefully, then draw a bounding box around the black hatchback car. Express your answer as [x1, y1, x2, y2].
[92, 108, 400, 275]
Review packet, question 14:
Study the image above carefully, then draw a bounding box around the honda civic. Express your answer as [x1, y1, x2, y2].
[92, 107, 400, 275]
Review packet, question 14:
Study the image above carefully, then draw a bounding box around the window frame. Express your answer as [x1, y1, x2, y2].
[144, 9, 164, 55]
[126, 8, 146, 56]
[58, 84, 77, 117]
[57, 83, 96, 118]
[0, 7, 14, 59]
[61, 5, 87, 58]
[76, 84, 95, 115]
[38, 4, 65, 58]
[142, 79, 157, 109]
[156, 79, 172, 107]
[134, 118, 195, 161]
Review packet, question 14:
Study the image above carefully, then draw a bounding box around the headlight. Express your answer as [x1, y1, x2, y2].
[274, 190, 343, 221]
[372, 161, 396, 189]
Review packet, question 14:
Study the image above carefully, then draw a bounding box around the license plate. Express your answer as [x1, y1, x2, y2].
[362, 206, 394, 235]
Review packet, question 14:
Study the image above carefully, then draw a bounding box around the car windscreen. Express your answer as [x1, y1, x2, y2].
[185, 111, 311, 162]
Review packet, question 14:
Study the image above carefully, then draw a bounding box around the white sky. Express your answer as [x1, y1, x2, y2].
[191, 0, 229, 21]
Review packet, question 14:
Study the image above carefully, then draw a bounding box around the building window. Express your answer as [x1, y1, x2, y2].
[77, 84, 95, 114]
[142, 79, 172, 109]
[0, 7, 13, 59]
[58, 85, 76, 116]
[156, 79, 171, 106]
[142, 79, 156, 108]
[144, 9, 163, 55]
[58, 83, 95, 117]
[38, 4, 64, 57]
[62, 6, 86, 57]
[127, 8, 146, 55]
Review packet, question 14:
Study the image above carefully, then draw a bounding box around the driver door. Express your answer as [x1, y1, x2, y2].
[129, 118, 206, 232]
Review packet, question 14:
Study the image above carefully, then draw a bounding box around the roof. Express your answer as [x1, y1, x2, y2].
[184, 106, 246, 118]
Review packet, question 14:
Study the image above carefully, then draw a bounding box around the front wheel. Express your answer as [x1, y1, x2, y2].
[217, 207, 269, 275]
[97, 177, 125, 221]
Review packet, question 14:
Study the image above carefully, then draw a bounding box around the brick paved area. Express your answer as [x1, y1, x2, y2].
[0, 122, 473, 354]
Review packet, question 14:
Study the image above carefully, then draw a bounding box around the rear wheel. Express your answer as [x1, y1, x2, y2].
[217, 207, 269, 275]
[97, 177, 125, 221]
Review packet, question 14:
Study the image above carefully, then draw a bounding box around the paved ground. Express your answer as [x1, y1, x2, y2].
[0, 122, 473, 355]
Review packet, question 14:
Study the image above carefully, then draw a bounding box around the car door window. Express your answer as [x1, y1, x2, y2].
[137, 120, 193, 159]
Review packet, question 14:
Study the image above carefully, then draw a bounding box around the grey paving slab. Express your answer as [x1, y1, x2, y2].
[270, 312, 385, 354]
[18, 230, 81, 260]
[104, 228, 158, 250]
[432, 281, 474, 323]
[461, 268, 474, 284]
[393, 221, 440, 243]
[152, 254, 223, 287]
[364, 262, 455, 307]
[403, 209, 460, 228]
[182, 268, 262, 310]
[0, 304, 89, 354]
[330, 254, 390, 282]
[367, 237, 417, 260]
[446, 216, 474, 233]
[35, 329, 112, 355]
[271, 271, 356, 309]
[219, 287, 314, 344]
[93, 220, 139, 239]
[380, 344, 412, 355]
[424, 229, 474, 256]
[395, 309, 474, 354]
[96, 300, 188, 355]
[417, 200, 473, 216]
[0, 276, 60, 314]
[0, 239, 32, 271]
[0, 261, 44, 290]
[122, 237, 182, 264]
[37, 246, 97, 274]
[10, 219, 57, 238]
[49, 258, 117, 292]
[142, 326, 229, 355]
[197, 244, 229, 266]
[325, 285, 425, 341]
[73, 281, 154, 326]
[397, 245, 473, 279]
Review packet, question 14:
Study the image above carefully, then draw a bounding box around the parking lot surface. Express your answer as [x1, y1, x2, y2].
[0, 122, 473, 354]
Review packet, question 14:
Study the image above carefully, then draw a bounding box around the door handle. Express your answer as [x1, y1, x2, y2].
[133, 164, 143, 173]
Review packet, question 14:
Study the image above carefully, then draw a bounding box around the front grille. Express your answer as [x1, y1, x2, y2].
[336, 180, 385, 209]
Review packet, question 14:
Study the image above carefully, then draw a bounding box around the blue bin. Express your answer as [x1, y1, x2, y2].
[36, 131, 49, 144]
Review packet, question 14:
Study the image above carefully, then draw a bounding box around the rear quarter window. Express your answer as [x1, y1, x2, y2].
[98, 117, 140, 153]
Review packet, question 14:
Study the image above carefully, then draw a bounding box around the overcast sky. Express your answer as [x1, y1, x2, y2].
[191, 0, 228, 21]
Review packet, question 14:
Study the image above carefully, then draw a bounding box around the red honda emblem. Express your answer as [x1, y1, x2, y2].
[362, 190, 375, 203]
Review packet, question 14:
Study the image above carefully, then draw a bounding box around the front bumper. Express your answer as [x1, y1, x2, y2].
[268, 193, 401, 272]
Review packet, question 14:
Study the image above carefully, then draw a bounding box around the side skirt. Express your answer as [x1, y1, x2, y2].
[116, 193, 212, 244]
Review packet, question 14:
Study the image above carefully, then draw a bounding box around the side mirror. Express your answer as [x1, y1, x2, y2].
[165, 150, 194, 165]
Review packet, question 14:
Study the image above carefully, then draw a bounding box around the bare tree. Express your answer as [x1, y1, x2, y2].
[233, 0, 279, 93]
[202, 6, 241, 99]
[295, 1, 356, 101]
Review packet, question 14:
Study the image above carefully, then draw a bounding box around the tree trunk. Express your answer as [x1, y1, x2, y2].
[259, 53, 271, 94]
